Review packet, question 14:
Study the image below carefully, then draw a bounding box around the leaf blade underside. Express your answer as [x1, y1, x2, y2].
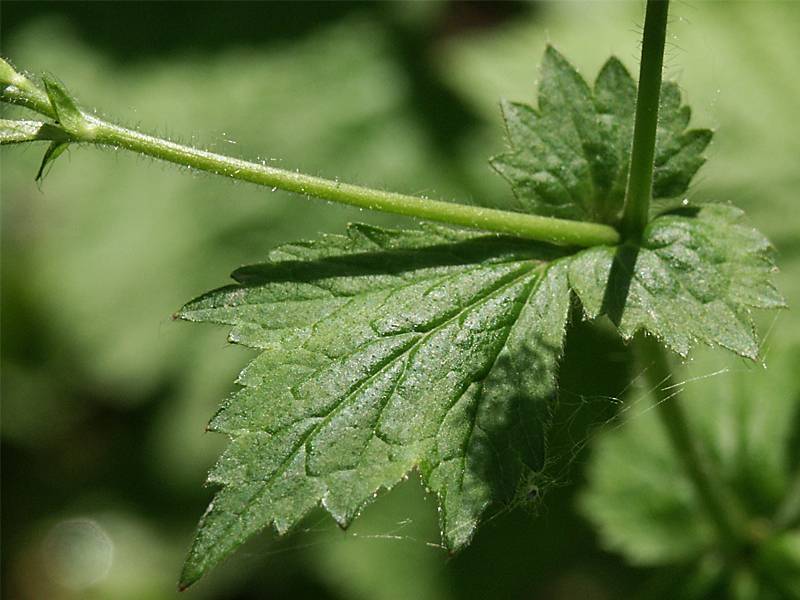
[177, 225, 572, 587]
[490, 46, 712, 225]
[569, 204, 784, 359]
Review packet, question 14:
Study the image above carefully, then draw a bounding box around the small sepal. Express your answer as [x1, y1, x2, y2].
[42, 75, 86, 135]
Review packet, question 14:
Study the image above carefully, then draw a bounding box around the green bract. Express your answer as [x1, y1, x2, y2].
[0, 118, 52, 144]
[173, 48, 781, 586]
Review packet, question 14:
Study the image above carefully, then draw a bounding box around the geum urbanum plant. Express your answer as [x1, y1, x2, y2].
[0, 0, 787, 590]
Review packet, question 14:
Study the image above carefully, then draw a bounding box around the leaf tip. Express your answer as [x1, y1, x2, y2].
[543, 43, 560, 58]
[693, 127, 714, 148]
[596, 55, 632, 83]
[602, 55, 626, 69]
[541, 44, 571, 72]
[172, 300, 199, 322]
[177, 560, 203, 592]
[35, 140, 69, 183]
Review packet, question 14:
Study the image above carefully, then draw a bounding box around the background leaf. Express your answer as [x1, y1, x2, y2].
[580, 344, 800, 595]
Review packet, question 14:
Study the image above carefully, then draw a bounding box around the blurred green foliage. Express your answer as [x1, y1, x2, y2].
[581, 346, 800, 598]
[2, 2, 798, 599]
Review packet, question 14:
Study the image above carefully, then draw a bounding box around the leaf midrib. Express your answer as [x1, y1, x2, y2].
[210, 260, 547, 554]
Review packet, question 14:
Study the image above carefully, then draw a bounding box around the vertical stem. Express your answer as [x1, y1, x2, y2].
[626, 0, 752, 560]
[638, 335, 747, 552]
[621, 0, 669, 240]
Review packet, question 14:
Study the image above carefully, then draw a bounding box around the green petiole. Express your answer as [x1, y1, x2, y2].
[0, 58, 619, 248]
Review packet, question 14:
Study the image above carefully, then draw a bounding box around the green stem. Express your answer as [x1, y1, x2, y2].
[638, 335, 748, 553]
[620, 0, 669, 241]
[0, 66, 619, 248]
[0, 60, 56, 119]
[626, 0, 755, 562]
[622, 0, 748, 553]
[625, 3, 750, 552]
[91, 120, 618, 246]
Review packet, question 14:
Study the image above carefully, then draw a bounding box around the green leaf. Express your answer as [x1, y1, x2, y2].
[176, 224, 572, 587]
[490, 46, 712, 224]
[652, 82, 713, 207]
[568, 204, 784, 359]
[0, 57, 17, 86]
[0, 119, 60, 144]
[580, 345, 800, 568]
[758, 530, 800, 599]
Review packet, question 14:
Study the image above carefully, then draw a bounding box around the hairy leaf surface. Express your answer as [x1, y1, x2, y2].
[177, 224, 572, 586]
[490, 46, 711, 224]
[569, 205, 784, 359]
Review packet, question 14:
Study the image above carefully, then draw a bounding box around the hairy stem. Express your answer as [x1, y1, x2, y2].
[0, 64, 55, 119]
[92, 120, 618, 246]
[620, 0, 669, 240]
[0, 63, 619, 248]
[638, 335, 748, 553]
[625, 1, 750, 555]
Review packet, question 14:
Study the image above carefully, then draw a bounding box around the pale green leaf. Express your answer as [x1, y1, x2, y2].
[0, 57, 17, 85]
